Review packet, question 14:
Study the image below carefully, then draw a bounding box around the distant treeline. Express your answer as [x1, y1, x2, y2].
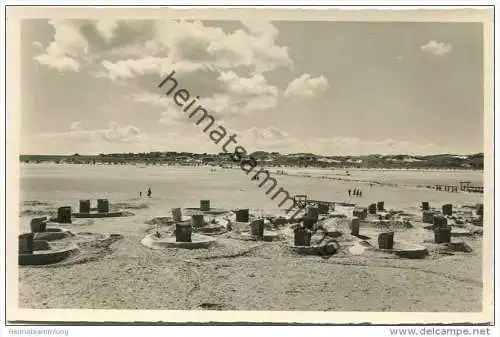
[19, 151, 484, 170]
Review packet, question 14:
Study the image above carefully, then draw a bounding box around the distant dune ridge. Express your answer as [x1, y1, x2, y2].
[20, 151, 484, 170]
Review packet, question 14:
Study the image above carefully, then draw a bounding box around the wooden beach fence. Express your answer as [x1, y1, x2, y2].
[434, 185, 459, 193]
[292, 195, 337, 210]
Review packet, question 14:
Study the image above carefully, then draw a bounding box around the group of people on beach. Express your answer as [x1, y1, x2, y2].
[139, 188, 152, 198]
[348, 188, 363, 197]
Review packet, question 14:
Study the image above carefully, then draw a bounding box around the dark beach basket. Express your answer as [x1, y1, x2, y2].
[475, 203, 483, 216]
[30, 217, 47, 233]
[422, 211, 435, 224]
[250, 219, 264, 237]
[19, 233, 35, 254]
[294, 227, 312, 247]
[97, 199, 109, 213]
[79, 199, 91, 213]
[57, 206, 72, 224]
[200, 200, 210, 212]
[175, 223, 192, 243]
[378, 232, 394, 250]
[350, 217, 360, 236]
[442, 204, 453, 216]
[317, 203, 329, 215]
[191, 214, 204, 227]
[307, 206, 319, 220]
[434, 226, 451, 244]
[235, 209, 249, 222]
[368, 203, 377, 215]
[302, 216, 317, 230]
[433, 215, 448, 228]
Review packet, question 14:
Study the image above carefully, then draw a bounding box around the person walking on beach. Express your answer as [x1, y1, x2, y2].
[359, 190, 363, 197]
[139, 191, 142, 197]
[147, 188, 152, 198]
[348, 189, 351, 197]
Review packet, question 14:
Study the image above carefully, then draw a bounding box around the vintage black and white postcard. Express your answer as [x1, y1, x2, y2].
[4, 6, 495, 325]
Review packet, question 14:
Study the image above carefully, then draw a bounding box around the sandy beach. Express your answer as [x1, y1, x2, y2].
[18, 164, 484, 312]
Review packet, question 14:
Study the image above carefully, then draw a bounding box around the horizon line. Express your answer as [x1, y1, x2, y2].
[19, 151, 485, 157]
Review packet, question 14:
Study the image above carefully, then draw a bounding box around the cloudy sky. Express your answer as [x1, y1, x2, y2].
[20, 19, 484, 155]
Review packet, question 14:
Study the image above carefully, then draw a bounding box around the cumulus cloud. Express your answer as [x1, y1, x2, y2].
[37, 122, 143, 143]
[34, 19, 292, 122]
[33, 19, 89, 72]
[98, 57, 207, 81]
[130, 92, 172, 108]
[231, 126, 292, 154]
[218, 71, 278, 97]
[241, 21, 279, 40]
[32, 19, 312, 143]
[103, 122, 141, 142]
[284, 74, 329, 99]
[230, 127, 447, 156]
[158, 109, 186, 126]
[23, 130, 220, 155]
[421, 40, 452, 56]
[143, 20, 292, 74]
[207, 24, 292, 74]
[241, 126, 289, 141]
[152, 20, 224, 61]
[69, 121, 83, 131]
[128, 91, 191, 125]
[94, 20, 292, 81]
[94, 19, 119, 43]
[100, 57, 170, 81]
[25, 123, 449, 156]
[243, 95, 277, 111]
[132, 69, 280, 126]
[34, 19, 293, 77]
[200, 94, 277, 117]
[197, 94, 232, 113]
[306, 137, 446, 156]
[214, 71, 279, 114]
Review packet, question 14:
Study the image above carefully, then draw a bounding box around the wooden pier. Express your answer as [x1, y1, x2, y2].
[434, 182, 483, 194]
[459, 181, 484, 193]
[293, 195, 354, 209]
[293, 195, 308, 208]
